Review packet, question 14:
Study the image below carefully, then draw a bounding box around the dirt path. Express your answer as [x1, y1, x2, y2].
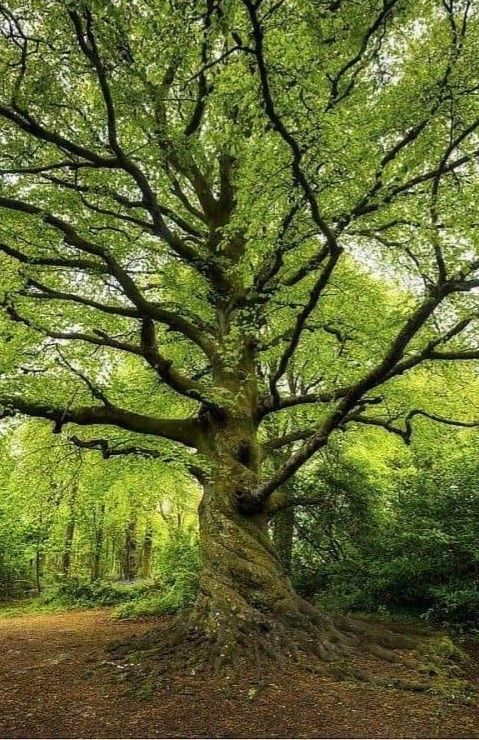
[0, 609, 478, 738]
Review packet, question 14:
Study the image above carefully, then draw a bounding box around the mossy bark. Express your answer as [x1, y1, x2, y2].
[181, 437, 415, 670]
[192, 472, 300, 641]
[119, 335, 416, 672]
[186, 404, 306, 660]
[110, 414, 417, 675]
[272, 506, 295, 574]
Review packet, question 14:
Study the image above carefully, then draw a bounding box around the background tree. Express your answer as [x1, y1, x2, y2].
[1, 0, 479, 666]
[0, 418, 198, 597]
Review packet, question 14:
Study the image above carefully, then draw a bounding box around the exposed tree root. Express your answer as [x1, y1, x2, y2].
[105, 595, 479, 712]
[108, 592, 459, 696]
[106, 490, 473, 701]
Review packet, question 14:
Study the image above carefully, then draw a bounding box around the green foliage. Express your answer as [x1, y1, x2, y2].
[0, 511, 31, 598]
[293, 428, 479, 631]
[114, 528, 199, 618]
[43, 577, 154, 608]
[426, 585, 479, 629]
[1, 0, 479, 639]
[0, 420, 199, 604]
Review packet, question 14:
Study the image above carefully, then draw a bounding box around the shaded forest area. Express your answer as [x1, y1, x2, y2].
[1, 412, 479, 634]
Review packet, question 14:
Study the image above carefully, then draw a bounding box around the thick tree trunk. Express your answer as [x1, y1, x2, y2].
[194, 478, 299, 626]
[180, 462, 413, 670]
[176, 402, 317, 663]
[183, 441, 328, 666]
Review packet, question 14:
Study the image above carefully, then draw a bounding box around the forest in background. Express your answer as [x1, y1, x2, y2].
[2, 352, 479, 632]
[2, 251, 479, 631]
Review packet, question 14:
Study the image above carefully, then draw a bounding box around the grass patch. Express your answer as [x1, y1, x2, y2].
[0, 596, 71, 618]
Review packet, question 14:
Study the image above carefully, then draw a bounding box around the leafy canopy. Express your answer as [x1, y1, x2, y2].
[1, 0, 479, 506]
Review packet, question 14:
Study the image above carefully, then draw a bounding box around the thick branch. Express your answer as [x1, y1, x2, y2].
[0, 395, 199, 447]
[253, 284, 456, 504]
[140, 318, 214, 405]
[0, 241, 107, 272]
[0, 194, 216, 354]
[269, 251, 343, 401]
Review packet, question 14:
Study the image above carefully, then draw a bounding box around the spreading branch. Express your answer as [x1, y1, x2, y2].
[0, 395, 200, 447]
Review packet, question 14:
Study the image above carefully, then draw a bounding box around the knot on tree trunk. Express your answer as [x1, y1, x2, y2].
[198, 403, 228, 426]
[233, 439, 253, 466]
[234, 486, 265, 515]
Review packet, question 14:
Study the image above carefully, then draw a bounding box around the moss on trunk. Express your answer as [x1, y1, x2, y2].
[273, 506, 295, 574]
[191, 477, 300, 651]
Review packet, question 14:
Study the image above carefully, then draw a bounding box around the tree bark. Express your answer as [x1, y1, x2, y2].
[184, 411, 319, 665]
[91, 502, 105, 581]
[61, 517, 75, 579]
[272, 507, 295, 574]
[34, 540, 42, 595]
[115, 349, 415, 671]
[139, 520, 153, 579]
[194, 472, 299, 622]
[122, 515, 137, 581]
[61, 480, 78, 579]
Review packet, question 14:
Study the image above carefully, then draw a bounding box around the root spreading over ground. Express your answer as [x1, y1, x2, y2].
[109, 598, 473, 702]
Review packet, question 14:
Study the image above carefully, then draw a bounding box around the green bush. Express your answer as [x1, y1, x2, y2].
[0, 507, 32, 599]
[114, 528, 199, 619]
[42, 577, 154, 607]
[425, 584, 479, 630]
[113, 582, 193, 619]
[293, 452, 479, 631]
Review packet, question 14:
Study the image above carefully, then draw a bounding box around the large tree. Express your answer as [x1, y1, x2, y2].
[1, 0, 479, 666]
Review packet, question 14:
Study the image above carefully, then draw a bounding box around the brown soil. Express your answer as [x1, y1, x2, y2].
[0, 608, 478, 738]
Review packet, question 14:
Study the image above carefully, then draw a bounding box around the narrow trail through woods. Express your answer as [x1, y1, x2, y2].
[0, 609, 478, 739]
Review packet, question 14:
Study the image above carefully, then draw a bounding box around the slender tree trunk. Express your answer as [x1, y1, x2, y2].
[35, 540, 42, 594]
[273, 507, 295, 574]
[61, 517, 75, 579]
[139, 520, 153, 579]
[61, 481, 78, 579]
[91, 502, 105, 581]
[270, 446, 296, 574]
[122, 515, 137, 581]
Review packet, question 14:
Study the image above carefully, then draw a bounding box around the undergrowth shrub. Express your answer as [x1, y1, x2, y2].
[114, 528, 199, 619]
[293, 455, 479, 632]
[42, 577, 153, 607]
[0, 506, 32, 599]
[424, 584, 479, 630]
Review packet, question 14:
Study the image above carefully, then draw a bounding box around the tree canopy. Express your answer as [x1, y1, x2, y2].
[1, 0, 479, 670]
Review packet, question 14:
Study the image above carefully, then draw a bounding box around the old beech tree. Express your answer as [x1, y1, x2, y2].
[1, 0, 479, 665]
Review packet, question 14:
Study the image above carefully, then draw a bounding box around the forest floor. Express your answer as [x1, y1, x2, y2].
[0, 608, 478, 739]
